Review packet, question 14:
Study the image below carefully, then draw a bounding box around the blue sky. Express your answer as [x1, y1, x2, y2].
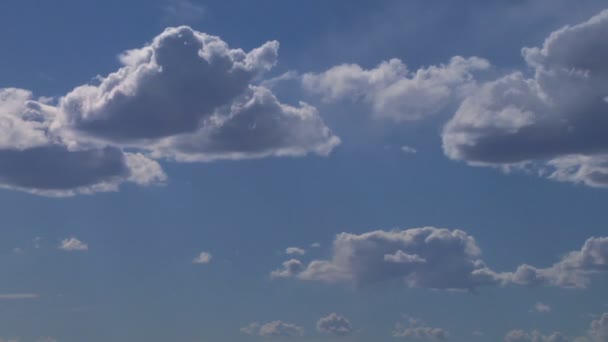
[1, 1, 608, 341]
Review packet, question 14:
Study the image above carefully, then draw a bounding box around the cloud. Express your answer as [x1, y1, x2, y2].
[0, 26, 337, 196]
[310, 242, 321, 248]
[401, 145, 418, 154]
[587, 313, 608, 342]
[286, 247, 306, 256]
[241, 321, 305, 337]
[0, 89, 166, 196]
[149, 86, 339, 162]
[504, 330, 567, 342]
[501, 236, 608, 289]
[316, 313, 353, 336]
[59, 237, 88, 251]
[393, 316, 449, 340]
[442, 9, 608, 188]
[281, 227, 501, 291]
[162, 0, 205, 25]
[271, 227, 608, 291]
[193, 251, 212, 264]
[302, 56, 489, 121]
[533, 302, 552, 313]
[271, 259, 304, 279]
[0, 293, 38, 300]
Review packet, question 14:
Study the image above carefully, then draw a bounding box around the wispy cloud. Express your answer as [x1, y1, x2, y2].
[0, 293, 39, 300]
[59, 237, 88, 252]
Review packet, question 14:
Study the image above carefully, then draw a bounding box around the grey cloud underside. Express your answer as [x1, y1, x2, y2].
[442, 9, 608, 187]
[0, 89, 165, 196]
[0, 26, 338, 196]
[271, 227, 608, 291]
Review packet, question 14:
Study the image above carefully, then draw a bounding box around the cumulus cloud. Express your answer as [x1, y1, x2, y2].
[283, 227, 501, 291]
[316, 313, 353, 336]
[59, 237, 88, 251]
[393, 316, 449, 340]
[286, 247, 306, 256]
[588, 313, 608, 341]
[501, 236, 608, 289]
[193, 251, 212, 264]
[271, 227, 608, 291]
[303, 56, 489, 121]
[271, 259, 304, 279]
[241, 321, 305, 337]
[442, 9, 608, 188]
[0, 89, 166, 196]
[0, 26, 337, 196]
[504, 330, 567, 342]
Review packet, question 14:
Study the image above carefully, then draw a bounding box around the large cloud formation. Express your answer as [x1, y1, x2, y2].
[0, 88, 165, 196]
[271, 227, 608, 291]
[0, 26, 338, 196]
[442, 10, 608, 187]
[302, 56, 489, 121]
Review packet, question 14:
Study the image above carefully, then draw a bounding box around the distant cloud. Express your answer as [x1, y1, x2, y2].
[310, 242, 321, 248]
[193, 251, 212, 264]
[241, 321, 305, 337]
[401, 145, 418, 154]
[393, 316, 448, 340]
[533, 302, 552, 314]
[0, 293, 38, 300]
[162, 0, 205, 25]
[303, 56, 489, 122]
[504, 329, 567, 342]
[59, 237, 88, 251]
[443, 9, 608, 188]
[286, 247, 306, 256]
[316, 313, 353, 336]
[271, 259, 304, 279]
[271, 226, 608, 291]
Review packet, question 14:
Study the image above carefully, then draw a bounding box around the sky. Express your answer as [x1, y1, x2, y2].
[0, 0, 608, 341]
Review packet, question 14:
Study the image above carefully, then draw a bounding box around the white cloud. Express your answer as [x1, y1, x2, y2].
[286, 247, 306, 256]
[393, 316, 449, 340]
[271, 227, 608, 291]
[59, 237, 88, 251]
[588, 313, 608, 341]
[310, 242, 321, 248]
[162, 0, 205, 24]
[271, 259, 304, 279]
[504, 330, 567, 342]
[442, 9, 608, 188]
[193, 251, 212, 264]
[303, 56, 489, 121]
[401, 145, 418, 154]
[0, 26, 338, 196]
[533, 302, 552, 314]
[241, 321, 305, 337]
[281, 227, 500, 291]
[0, 293, 38, 300]
[316, 313, 353, 336]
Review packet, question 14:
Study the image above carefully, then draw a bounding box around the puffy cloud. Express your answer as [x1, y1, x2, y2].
[533, 302, 552, 313]
[149, 86, 339, 162]
[393, 316, 449, 340]
[504, 330, 567, 342]
[285, 247, 306, 256]
[241, 321, 305, 338]
[302, 56, 489, 121]
[442, 9, 608, 188]
[588, 313, 608, 342]
[502, 236, 608, 288]
[59, 237, 88, 251]
[271, 226, 608, 291]
[0, 26, 337, 196]
[287, 227, 501, 291]
[316, 313, 353, 336]
[57, 26, 279, 141]
[271, 259, 304, 279]
[0, 89, 165, 196]
[192, 251, 212, 264]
